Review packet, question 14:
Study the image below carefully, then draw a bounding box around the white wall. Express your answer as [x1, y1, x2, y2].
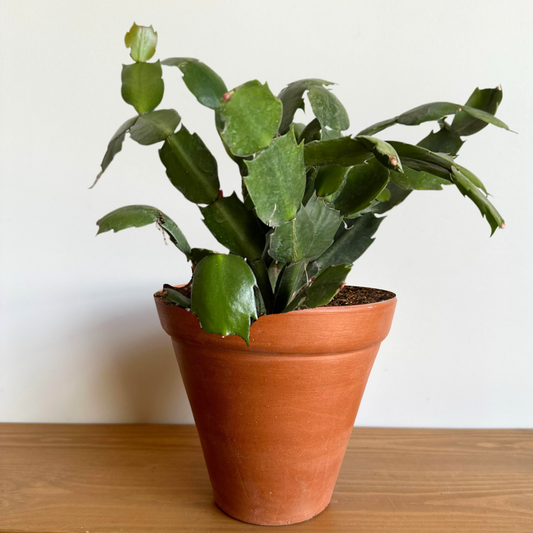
[1, 0, 532, 427]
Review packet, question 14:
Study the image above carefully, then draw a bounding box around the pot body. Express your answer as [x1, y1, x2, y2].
[155, 292, 396, 526]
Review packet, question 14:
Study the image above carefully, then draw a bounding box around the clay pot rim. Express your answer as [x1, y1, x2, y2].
[155, 284, 397, 316]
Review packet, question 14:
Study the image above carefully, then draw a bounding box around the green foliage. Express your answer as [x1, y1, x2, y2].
[162, 58, 227, 109]
[121, 62, 164, 114]
[125, 23, 158, 62]
[191, 254, 257, 344]
[219, 80, 282, 156]
[159, 127, 220, 204]
[201, 193, 266, 261]
[94, 24, 510, 341]
[129, 109, 181, 145]
[96, 205, 191, 258]
[244, 132, 306, 226]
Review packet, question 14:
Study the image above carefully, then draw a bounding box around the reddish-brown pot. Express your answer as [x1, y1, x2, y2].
[155, 288, 396, 526]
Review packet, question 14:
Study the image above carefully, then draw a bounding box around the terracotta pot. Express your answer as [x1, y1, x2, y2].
[155, 287, 396, 526]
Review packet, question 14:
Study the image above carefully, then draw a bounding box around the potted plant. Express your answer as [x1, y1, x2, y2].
[93, 24, 508, 526]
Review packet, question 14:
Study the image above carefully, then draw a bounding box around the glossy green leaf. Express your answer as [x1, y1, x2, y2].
[269, 207, 314, 263]
[334, 158, 390, 216]
[125, 23, 157, 62]
[273, 260, 308, 313]
[96, 205, 191, 258]
[277, 78, 333, 134]
[129, 109, 181, 145]
[304, 195, 342, 259]
[161, 286, 191, 308]
[162, 57, 227, 109]
[191, 254, 257, 344]
[303, 263, 351, 309]
[304, 137, 372, 167]
[91, 116, 138, 187]
[159, 126, 219, 204]
[359, 99, 509, 136]
[190, 248, 216, 266]
[391, 166, 450, 191]
[314, 165, 348, 197]
[244, 132, 306, 226]
[356, 135, 403, 172]
[308, 86, 349, 131]
[315, 213, 384, 270]
[418, 127, 464, 156]
[121, 61, 164, 114]
[201, 193, 266, 261]
[452, 87, 503, 136]
[450, 167, 504, 235]
[219, 80, 282, 156]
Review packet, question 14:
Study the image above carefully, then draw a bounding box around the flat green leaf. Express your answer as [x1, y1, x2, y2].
[314, 165, 348, 197]
[334, 158, 390, 216]
[376, 188, 391, 202]
[161, 286, 191, 308]
[304, 195, 342, 259]
[159, 126, 219, 204]
[460, 106, 509, 132]
[374, 182, 412, 215]
[387, 141, 454, 179]
[91, 116, 138, 187]
[219, 80, 282, 156]
[359, 99, 509, 136]
[308, 86, 349, 131]
[391, 166, 450, 191]
[277, 78, 333, 134]
[125, 23, 157, 62]
[450, 166, 504, 235]
[248, 259, 273, 314]
[304, 137, 372, 167]
[162, 57, 227, 109]
[303, 263, 352, 309]
[201, 193, 266, 261]
[191, 254, 257, 344]
[273, 260, 308, 313]
[321, 128, 342, 140]
[315, 213, 384, 270]
[298, 118, 322, 144]
[269, 207, 314, 263]
[433, 152, 488, 194]
[452, 87, 503, 136]
[129, 109, 181, 145]
[418, 127, 464, 156]
[121, 61, 164, 114]
[244, 132, 306, 226]
[96, 205, 191, 258]
[356, 135, 403, 172]
[359, 102, 461, 136]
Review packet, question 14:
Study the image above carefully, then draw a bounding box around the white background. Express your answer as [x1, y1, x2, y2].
[1, 0, 532, 427]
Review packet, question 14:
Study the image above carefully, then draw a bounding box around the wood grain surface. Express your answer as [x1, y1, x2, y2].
[0, 424, 532, 532]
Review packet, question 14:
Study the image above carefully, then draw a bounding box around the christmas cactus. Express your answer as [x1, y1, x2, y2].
[94, 24, 509, 343]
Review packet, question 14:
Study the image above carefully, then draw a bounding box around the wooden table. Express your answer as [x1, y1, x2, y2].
[1, 425, 532, 532]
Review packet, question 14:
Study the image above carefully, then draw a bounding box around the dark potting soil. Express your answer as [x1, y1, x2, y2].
[159, 283, 395, 308]
[325, 285, 396, 307]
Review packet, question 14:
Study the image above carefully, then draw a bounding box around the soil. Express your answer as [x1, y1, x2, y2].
[157, 283, 395, 308]
[325, 285, 396, 307]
